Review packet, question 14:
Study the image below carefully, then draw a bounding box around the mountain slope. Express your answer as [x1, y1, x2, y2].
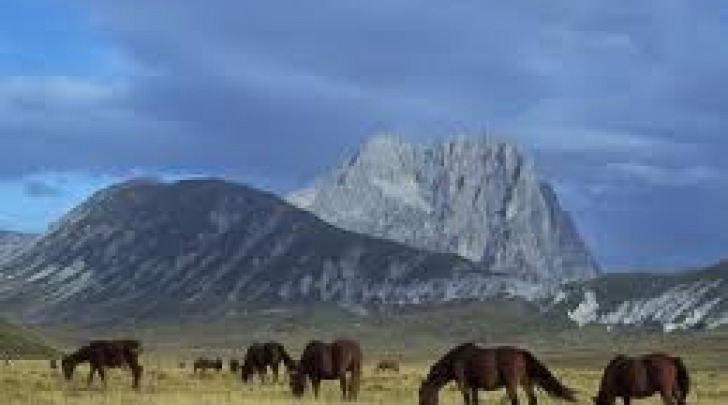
[1, 178, 516, 326]
[0, 231, 37, 266]
[556, 260, 728, 331]
[288, 135, 598, 282]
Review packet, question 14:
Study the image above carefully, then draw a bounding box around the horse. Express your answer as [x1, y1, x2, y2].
[419, 343, 576, 405]
[193, 357, 223, 374]
[262, 341, 296, 382]
[593, 353, 689, 405]
[241, 343, 267, 383]
[240, 342, 295, 383]
[289, 339, 362, 400]
[230, 358, 240, 373]
[50, 359, 58, 370]
[375, 359, 400, 373]
[61, 339, 143, 389]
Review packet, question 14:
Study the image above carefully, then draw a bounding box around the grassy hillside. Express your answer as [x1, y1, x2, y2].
[0, 317, 56, 358]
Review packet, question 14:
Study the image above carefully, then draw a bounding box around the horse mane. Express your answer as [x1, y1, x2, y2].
[423, 343, 476, 387]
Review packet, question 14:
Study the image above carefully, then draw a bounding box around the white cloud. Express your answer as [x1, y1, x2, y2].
[605, 162, 722, 187]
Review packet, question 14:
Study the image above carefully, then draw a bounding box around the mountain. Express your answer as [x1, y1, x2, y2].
[555, 260, 728, 331]
[288, 134, 599, 282]
[0, 231, 37, 266]
[1, 178, 530, 326]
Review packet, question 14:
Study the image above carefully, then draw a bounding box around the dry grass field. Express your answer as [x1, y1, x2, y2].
[1, 348, 726, 405]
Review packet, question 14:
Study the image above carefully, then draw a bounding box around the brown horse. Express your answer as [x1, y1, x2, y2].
[419, 343, 576, 405]
[241, 341, 295, 383]
[375, 359, 400, 373]
[61, 339, 143, 389]
[289, 339, 362, 400]
[594, 353, 689, 405]
[193, 357, 223, 373]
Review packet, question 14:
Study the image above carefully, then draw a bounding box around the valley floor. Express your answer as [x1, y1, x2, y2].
[1, 354, 726, 404]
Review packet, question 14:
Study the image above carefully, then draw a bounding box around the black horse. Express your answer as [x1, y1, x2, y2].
[61, 339, 143, 389]
[193, 357, 223, 374]
[241, 341, 295, 383]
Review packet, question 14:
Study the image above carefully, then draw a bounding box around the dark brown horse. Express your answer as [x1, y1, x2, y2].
[241, 341, 295, 383]
[241, 343, 266, 383]
[419, 343, 576, 405]
[193, 357, 223, 373]
[61, 339, 143, 389]
[375, 359, 400, 373]
[289, 339, 362, 400]
[594, 353, 689, 405]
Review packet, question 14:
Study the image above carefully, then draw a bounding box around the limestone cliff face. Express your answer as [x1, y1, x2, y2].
[289, 135, 599, 282]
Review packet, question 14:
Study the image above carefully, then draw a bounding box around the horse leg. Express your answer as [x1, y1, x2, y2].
[470, 387, 480, 405]
[98, 367, 107, 388]
[350, 368, 361, 401]
[524, 383, 537, 405]
[312, 377, 322, 399]
[659, 389, 677, 405]
[506, 384, 520, 405]
[87, 365, 96, 387]
[622, 397, 631, 405]
[272, 363, 279, 383]
[340, 374, 349, 400]
[130, 362, 142, 389]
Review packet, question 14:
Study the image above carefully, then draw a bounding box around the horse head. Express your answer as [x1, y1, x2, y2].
[288, 366, 306, 398]
[61, 356, 75, 381]
[418, 378, 439, 405]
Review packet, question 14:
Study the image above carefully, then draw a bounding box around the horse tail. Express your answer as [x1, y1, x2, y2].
[524, 351, 577, 402]
[674, 356, 690, 400]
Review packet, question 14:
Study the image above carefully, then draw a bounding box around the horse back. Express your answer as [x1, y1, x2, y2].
[332, 339, 362, 374]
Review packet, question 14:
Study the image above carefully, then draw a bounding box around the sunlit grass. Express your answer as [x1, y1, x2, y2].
[1, 357, 725, 404]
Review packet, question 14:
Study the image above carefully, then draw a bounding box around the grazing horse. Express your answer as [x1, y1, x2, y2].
[193, 357, 223, 374]
[594, 353, 689, 405]
[375, 359, 400, 373]
[61, 339, 143, 389]
[241, 343, 267, 383]
[289, 339, 362, 400]
[419, 343, 576, 405]
[262, 341, 296, 382]
[241, 342, 295, 383]
[230, 358, 240, 373]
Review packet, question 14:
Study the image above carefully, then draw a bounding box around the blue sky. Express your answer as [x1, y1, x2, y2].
[1, 0, 726, 270]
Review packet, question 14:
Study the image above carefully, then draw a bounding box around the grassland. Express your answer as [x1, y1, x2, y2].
[2, 332, 727, 405]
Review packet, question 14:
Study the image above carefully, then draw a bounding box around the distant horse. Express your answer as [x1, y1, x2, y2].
[375, 359, 400, 373]
[61, 339, 143, 389]
[50, 359, 58, 370]
[230, 358, 240, 373]
[419, 343, 576, 405]
[594, 353, 689, 405]
[289, 339, 362, 400]
[193, 357, 223, 374]
[241, 342, 295, 383]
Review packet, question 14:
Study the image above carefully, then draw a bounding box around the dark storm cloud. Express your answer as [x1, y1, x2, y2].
[1, 0, 726, 268]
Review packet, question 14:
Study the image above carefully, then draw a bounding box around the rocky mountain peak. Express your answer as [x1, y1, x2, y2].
[288, 134, 599, 282]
